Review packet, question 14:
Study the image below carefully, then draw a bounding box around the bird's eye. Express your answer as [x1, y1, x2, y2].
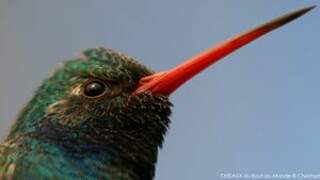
[83, 80, 107, 97]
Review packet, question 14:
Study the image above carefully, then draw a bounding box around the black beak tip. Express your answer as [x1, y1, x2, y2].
[302, 5, 316, 13]
[269, 5, 316, 29]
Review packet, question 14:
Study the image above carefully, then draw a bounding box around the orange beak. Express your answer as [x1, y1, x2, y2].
[134, 5, 315, 95]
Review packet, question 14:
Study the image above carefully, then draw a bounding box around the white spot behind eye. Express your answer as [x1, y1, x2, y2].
[70, 85, 82, 96]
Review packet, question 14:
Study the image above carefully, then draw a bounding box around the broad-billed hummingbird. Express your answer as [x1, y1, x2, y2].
[0, 6, 315, 179]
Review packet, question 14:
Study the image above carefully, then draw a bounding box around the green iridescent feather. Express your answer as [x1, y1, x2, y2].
[0, 48, 172, 180]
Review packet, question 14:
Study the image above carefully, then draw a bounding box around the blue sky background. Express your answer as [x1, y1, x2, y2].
[0, 1, 319, 179]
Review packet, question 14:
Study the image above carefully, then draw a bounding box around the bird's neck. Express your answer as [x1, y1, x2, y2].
[5, 123, 157, 180]
[9, 117, 158, 179]
[3, 132, 156, 179]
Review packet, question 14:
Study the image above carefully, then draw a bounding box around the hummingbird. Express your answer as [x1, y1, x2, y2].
[0, 6, 315, 180]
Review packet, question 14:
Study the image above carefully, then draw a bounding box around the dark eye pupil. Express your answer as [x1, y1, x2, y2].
[84, 81, 106, 97]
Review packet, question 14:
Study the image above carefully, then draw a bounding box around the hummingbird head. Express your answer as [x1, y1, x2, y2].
[43, 48, 171, 146]
[7, 48, 172, 168]
[8, 48, 172, 179]
[41, 47, 171, 143]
